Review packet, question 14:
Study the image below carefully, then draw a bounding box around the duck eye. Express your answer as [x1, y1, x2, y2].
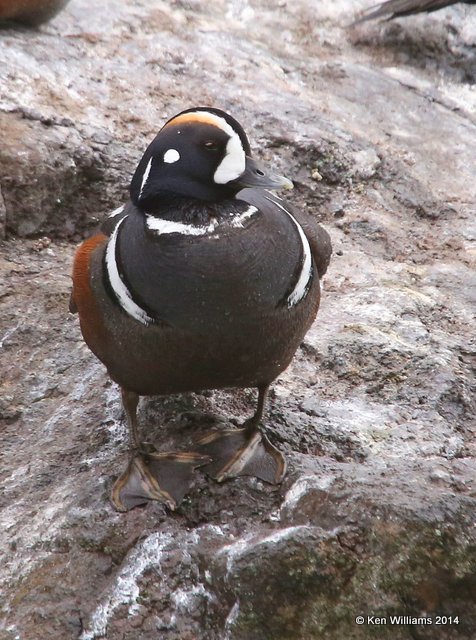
[204, 141, 219, 151]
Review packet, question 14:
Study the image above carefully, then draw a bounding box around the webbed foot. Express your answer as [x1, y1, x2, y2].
[195, 383, 286, 484]
[111, 450, 211, 512]
[195, 426, 286, 484]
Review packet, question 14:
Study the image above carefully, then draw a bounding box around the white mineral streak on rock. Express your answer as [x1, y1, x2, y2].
[1, 1, 476, 637]
[81, 527, 219, 639]
[224, 601, 240, 640]
[219, 525, 324, 636]
[41, 363, 104, 436]
[218, 525, 314, 578]
[1, 358, 127, 622]
[281, 475, 337, 513]
[0, 321, 22, 349]
[80, 532, 175, 640]
[79, 381, 127, 467]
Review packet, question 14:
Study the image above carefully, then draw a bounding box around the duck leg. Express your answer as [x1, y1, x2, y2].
[111, 388, 210, 512]
[195, 384, 286, 485]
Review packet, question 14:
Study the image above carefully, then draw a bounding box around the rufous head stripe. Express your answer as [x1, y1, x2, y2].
[163, 112, 228, 131]
[162, 110, 247, 184]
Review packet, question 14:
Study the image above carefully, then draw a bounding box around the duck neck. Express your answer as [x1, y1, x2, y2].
[139, 194, 241, 226]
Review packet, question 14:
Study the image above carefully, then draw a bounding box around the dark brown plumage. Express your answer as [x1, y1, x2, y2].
[71, 107, 332, 512]
[0, 0, 69, 26]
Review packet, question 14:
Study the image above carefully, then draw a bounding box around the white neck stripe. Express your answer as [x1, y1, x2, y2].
[145, 205, 258, 236]
[146, 216, 219, 236]
[229, 205, 258, 227]
[105, 217, 154, 325]
[265, 197, 313, 307]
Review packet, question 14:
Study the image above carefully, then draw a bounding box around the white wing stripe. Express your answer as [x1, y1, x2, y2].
[265, 197, 313, 307]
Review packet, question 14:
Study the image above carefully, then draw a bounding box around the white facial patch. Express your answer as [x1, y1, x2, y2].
[201, 113, 246, 184]
[167, 110, 246, 185]
[265, 196, 313, 308]
[214, 133, 246, 184]
[139, 157, 153, 200]
[106, 217, 154, 325]
[164, 149, 180, 164]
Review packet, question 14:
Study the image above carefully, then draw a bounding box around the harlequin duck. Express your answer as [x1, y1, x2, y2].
[71, 107, 332, 512]
[354, 0, 475, 22]
[0, 0, 70, 26]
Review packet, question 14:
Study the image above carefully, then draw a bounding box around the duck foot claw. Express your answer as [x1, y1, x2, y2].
[111, 451, 211, 512]
[195, 428, 286, 484]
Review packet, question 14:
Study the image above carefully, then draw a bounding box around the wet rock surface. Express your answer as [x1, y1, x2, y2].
[1, 1, 475, 639]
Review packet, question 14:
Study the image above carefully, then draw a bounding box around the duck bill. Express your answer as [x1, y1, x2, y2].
[233, 157, 294, 191]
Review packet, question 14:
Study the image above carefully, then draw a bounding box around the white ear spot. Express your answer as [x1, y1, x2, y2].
[164, 149, 180, 164]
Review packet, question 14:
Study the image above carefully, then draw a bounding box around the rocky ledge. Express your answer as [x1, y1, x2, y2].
[1, 1, 475, 639]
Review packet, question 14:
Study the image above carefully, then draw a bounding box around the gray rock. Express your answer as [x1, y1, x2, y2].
[0, 185, 6, 238]
[1, 1, 475, 639]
